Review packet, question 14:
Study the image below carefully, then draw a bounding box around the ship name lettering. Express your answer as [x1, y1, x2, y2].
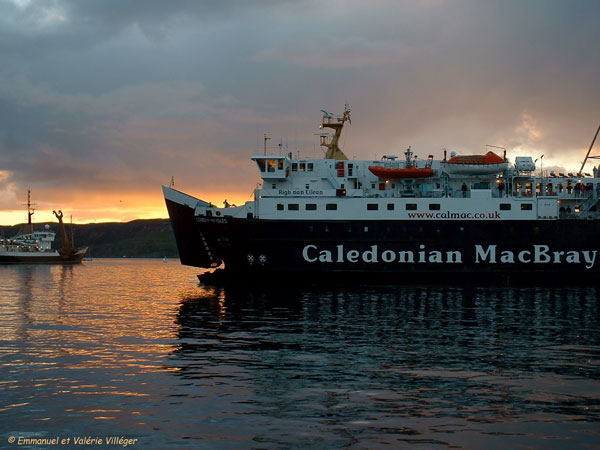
[302, 244, 463, 264]
[474, 245, 597, 268]
[278, 189, 324, 196]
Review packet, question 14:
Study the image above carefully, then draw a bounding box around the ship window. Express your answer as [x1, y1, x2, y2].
[367, 203, 378, 210]
[429, 204, 440, 210]
[406, 203, 417, 210]
[307, 163, 314, 171]
[306, 204, 317, 210]
[371, 184, 375, 189]
[305, 184, 310, 189]
[500, 204, 511, 210]
[292, 163, 298, 171]
[299, 162, 306, 171]
[387, 204, 394, 210]
[256, 159, 266, 172]
[326, 204, 337, 210]
[277, 204, 284, 211]
[521, 203, 533, 211]
[288, 204, 299, 210]
[278, 159, 284, 170]
[267, 159, 276, 172]
[272, 183, 276, 189]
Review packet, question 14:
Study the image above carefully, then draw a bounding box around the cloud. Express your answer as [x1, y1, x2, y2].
[253, 37, 418, 69]
[0, 0, 599, 223]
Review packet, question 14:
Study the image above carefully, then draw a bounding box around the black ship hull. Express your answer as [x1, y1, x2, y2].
[0, 248, 87, 265]
[166, 198, 600, 281]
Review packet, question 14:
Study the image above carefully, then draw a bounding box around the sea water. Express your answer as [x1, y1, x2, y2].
[0, 259, 598, 449]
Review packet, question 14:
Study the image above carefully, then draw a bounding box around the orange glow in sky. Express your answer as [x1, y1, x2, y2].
[0, 189, 252, 226]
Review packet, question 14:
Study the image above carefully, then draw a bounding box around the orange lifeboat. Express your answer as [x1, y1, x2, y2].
[368, 166, 434, 179]
[441, 151, 508, 175]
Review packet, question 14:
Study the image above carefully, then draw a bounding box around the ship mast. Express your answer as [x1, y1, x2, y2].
[579, 123, 600, 175]
[319, 104, 351, 160]
[22, 190, 36, 234]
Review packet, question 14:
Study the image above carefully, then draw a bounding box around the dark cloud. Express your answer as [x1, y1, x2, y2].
[0, 0, 598, 219]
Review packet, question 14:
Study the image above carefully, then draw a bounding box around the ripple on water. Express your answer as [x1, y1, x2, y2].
[0, 261, 599, 448]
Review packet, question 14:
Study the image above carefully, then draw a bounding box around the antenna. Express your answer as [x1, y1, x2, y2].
[169, 176, 175, 188]
[263, 134, 271, 155]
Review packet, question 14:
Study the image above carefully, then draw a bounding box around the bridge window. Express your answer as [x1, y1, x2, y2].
[256, 159, 266, 172]
[307, 163, 314, 171]
[292, 163, 298, 171]
[299, 162, 306, 171]
[278, 159, 284, 170]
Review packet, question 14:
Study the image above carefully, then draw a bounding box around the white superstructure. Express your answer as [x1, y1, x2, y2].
[187, 106, 600, 224]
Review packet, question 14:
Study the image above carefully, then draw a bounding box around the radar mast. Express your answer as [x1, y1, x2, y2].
[319, 104, 351, 160]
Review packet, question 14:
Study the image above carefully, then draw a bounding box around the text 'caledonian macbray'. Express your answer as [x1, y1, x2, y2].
[301, 244, 598, 269]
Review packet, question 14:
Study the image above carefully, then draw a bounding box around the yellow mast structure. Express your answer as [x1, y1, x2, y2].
[319, 104, 351, 160]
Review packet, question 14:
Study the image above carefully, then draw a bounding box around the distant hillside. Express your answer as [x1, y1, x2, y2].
[0, 219, 179, 258]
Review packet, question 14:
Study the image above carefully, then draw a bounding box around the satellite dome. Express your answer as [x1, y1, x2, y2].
[44, 224, 50, 230]
[450, 151, 457, 157]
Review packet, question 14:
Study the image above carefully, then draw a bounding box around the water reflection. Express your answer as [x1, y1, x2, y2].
[0, 261, 598, 448]
[170, 284, 600, 447]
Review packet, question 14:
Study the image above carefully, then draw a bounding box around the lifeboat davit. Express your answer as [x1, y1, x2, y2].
[441, 151, 508, 175]
[368, 166, 434, 179]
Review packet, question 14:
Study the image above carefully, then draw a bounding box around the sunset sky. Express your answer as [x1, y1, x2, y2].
[1, 0, 599, 225]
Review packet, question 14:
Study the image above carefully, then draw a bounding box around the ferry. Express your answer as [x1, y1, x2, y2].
[163, 106, 600, 280]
